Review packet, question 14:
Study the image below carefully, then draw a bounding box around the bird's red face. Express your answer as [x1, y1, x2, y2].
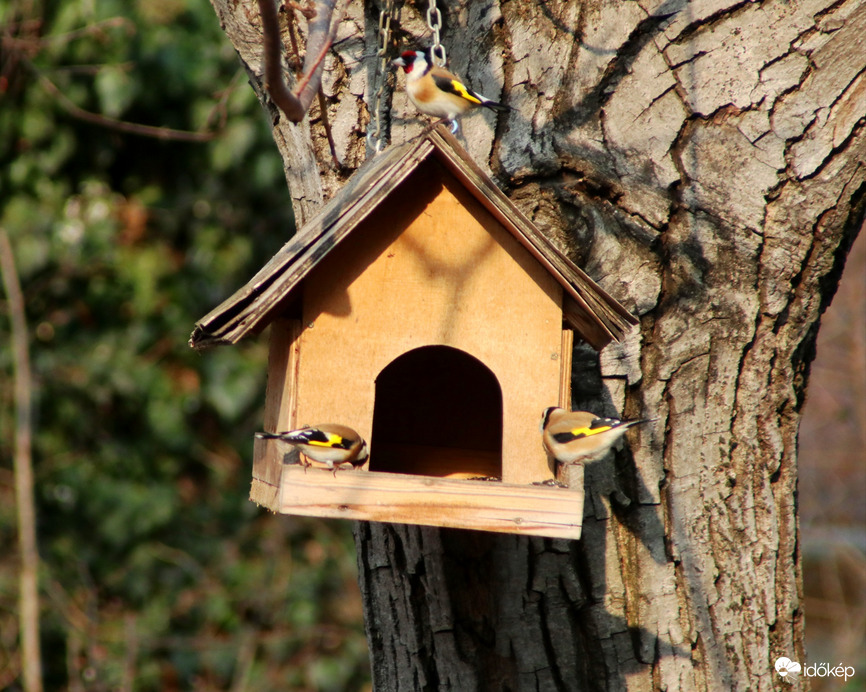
[391, 50, 421, 74]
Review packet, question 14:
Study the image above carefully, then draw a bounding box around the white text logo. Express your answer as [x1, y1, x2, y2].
[774, 657, 856, 684]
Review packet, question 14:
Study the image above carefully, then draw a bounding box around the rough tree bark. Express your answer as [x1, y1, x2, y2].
[208, 0, 865, 689]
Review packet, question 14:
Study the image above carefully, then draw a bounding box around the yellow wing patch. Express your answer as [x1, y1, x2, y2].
[307, 434, 344, 448]
[432, 74, 483, 105]
[571, 425, 612, 438]
[449, 80, 482, 104]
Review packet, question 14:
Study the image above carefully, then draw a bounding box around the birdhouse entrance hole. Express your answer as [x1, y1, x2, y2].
[369, 345, 503, 479]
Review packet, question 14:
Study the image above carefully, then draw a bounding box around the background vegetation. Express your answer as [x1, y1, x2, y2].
[0, 1, 369, 689]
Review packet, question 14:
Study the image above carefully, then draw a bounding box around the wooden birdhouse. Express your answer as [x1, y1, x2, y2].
[190, 126, 637, 539]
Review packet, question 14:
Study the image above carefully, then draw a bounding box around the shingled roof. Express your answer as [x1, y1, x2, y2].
[189, 126, 637, 351]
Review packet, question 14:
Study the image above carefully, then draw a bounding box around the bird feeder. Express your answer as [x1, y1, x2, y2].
[190, 126, 637, 539]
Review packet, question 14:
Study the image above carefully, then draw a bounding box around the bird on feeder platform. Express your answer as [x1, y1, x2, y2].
[255, 424, 368, 473]
[540, 407, 654, 467]
[391, 49, 510, 134]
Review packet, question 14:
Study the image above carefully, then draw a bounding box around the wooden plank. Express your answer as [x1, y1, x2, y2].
[262, 318, 301, 432]
[560, 328, 573, 408]
[250, 477, 280, 512]
[252, 318, 301, 489]
[253, 439, 301, 500]
[277, 465, 583, 539]
[252, 436, 281, 488]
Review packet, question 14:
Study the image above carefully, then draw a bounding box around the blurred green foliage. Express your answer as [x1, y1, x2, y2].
[0, 1, 369, 689]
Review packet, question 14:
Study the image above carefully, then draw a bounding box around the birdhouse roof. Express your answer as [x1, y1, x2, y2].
[189, 126, 637, 351]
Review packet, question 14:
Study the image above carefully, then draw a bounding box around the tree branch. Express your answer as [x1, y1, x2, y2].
[0, 230, 43, 692]
[4, 16, 224, 142]
[257, 0, 342, 122]
[33, 67, 218, 142]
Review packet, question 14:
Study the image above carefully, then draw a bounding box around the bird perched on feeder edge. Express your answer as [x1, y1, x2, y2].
[391, 49, 510, 133]
[255, 424, 368, 474]
[540, 407, 654, 466]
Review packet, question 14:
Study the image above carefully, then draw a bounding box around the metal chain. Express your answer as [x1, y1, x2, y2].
[426, 0, 446, 67]
[367, 0, 396, 154]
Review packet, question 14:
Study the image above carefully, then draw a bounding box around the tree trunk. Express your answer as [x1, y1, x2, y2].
[210, 0, 865, 688]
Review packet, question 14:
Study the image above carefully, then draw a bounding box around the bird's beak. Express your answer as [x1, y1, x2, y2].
[391, 57, 406, 68]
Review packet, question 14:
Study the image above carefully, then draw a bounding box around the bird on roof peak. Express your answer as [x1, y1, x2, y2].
[391, 49, 510, 134]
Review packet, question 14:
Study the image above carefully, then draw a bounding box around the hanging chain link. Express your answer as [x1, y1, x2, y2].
[426, 0, 446, 67]
[367, 0, 396, 154]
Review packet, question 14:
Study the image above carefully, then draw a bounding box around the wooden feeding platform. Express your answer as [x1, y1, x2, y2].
[251, 442, 585, 539]
[191, 126, 637, 540]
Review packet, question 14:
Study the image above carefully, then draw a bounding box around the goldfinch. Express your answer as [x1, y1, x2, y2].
[540, 407, 653, 466]
[256, 424, 368, 472]
[391, 49, 509, 132]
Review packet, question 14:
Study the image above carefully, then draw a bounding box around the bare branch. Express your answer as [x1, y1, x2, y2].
[285, 1, 339, 166]
[34, 68, 218, 141]
[4, 14, 221, 141]
[120, 614, 138, 692]
[256, 0, 342, 123]
[3, 16, 134, 50]
[0, 230, 43, 692]
[295, 0, 341, 102]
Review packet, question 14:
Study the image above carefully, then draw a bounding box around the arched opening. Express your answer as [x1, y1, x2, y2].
[370, 346, 503, 478]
